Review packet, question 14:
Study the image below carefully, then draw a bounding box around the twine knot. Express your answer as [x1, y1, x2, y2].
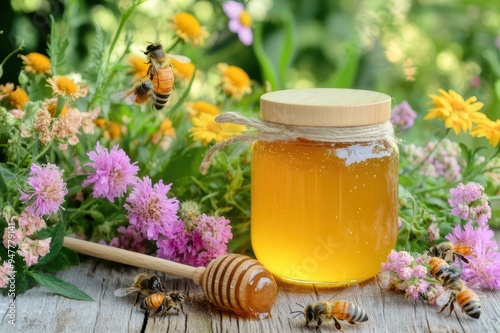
[199, 112, 396, 175]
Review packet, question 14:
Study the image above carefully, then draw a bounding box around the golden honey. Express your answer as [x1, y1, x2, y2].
[251, 88, 398, 285]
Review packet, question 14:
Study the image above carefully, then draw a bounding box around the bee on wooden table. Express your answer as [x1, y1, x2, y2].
[428, 241, 472, 264]
[291, 284, 368, 332]
[114, 273, 165, 305]
[428, 256, 481, 319]
[142, 42, 191, 110]
[140, 291, 185, 315]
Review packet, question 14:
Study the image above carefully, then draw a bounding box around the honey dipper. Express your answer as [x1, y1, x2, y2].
[63, 237, 278, 317]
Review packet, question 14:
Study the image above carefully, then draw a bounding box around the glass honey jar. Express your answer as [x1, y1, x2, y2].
[251, 88, 399, 285]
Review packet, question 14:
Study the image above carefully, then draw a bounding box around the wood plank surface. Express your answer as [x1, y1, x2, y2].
[1, 236, 500, 333]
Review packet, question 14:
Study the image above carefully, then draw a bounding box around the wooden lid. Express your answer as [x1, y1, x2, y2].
[260, 88, 392, 127]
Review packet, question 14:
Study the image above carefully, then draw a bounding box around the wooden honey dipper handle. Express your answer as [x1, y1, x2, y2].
[63, 237, 278, 316]
[63, 237, 205, 284]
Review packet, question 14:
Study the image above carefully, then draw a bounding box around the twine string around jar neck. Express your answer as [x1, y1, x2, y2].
[199, 111, 396, 175]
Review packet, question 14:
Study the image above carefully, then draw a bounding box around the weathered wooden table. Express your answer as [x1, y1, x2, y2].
[1, 236, 500, 333]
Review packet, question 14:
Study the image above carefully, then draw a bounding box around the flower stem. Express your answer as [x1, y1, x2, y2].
[402, 129, 450, 176]
[415, 145, 500, 195]
[0, 41, 24, 67]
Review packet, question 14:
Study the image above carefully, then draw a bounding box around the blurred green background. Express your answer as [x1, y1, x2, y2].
[1, 0, 500, 144]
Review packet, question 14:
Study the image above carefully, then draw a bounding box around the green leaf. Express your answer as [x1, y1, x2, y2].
[278, 9, 294, 85]
[41, 247, 80, 272]
[47, 15, 69, 75]
[253, 22, 279, 90]
[16, 272, 30, 294]
[398, 174, 414, 187]
[65, 174, 87, 197]
[324, 37, 361, 88]
[27, 271, 94, 301]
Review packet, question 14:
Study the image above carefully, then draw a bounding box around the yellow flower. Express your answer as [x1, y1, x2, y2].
[0, 83, 29, 109]
[189, 112, 246, 146]
[425, 89, 485, 135]
[18, 52, 52, 75]
[185, 101, 221, 119]
[42, 98, 68, 117]
[94, 119, 122, 140]
[150, 119, 176, 146]
[46, 75, 88, 100]
[471, 118, 500, 147]
[173, 12, 209, 46]
[129, 54, 149, 81]
[217, 63, 252, 100]
[171, 57, 195, 83]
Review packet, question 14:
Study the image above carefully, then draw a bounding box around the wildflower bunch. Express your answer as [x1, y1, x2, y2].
[0, 0, 255, 301]
[2, 210, 51, 267]
[448, 182, 491, 226]
[405, 138, 462, 182]
[382, 250, 445, 304]
[398, 89, 500, 253]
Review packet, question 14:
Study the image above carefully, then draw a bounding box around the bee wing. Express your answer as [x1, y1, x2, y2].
[111, 90, 127, 103]
[168, 54, 191, 63]
[114, 286, 141, 297]
[114, 288, 131, 297]
[436, 290, 452, 306]
[326, 284, 361, 302]
[124, 91, 138, 105]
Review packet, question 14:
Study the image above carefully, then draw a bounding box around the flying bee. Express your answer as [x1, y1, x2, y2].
[291, 285, 368, 332]
[142, 42, 191, 67]
[142, 42, 191, 110]
[111, 80, 154, 111]
[140, 291, 185, 315]
[428, 241, 472, 264]
[114, 273, 165, 305]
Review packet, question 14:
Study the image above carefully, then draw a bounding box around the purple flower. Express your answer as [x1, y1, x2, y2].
[156, 214, 233, 267]
[19, 163, 68, 216]
[156, 218, 191, 264]
[406, 139, 462, 182]
[382, 250, 445, 301]
[223, 1, 253, 46]
[448, 182, 491, 226]
[192, 214, 232, 266]
[83, 142, 139, 201]
[446, 222, 500, 289]
[101, 225, 151, 254]
[391, 100, 417, 130]
[124, 177, 179, 241]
